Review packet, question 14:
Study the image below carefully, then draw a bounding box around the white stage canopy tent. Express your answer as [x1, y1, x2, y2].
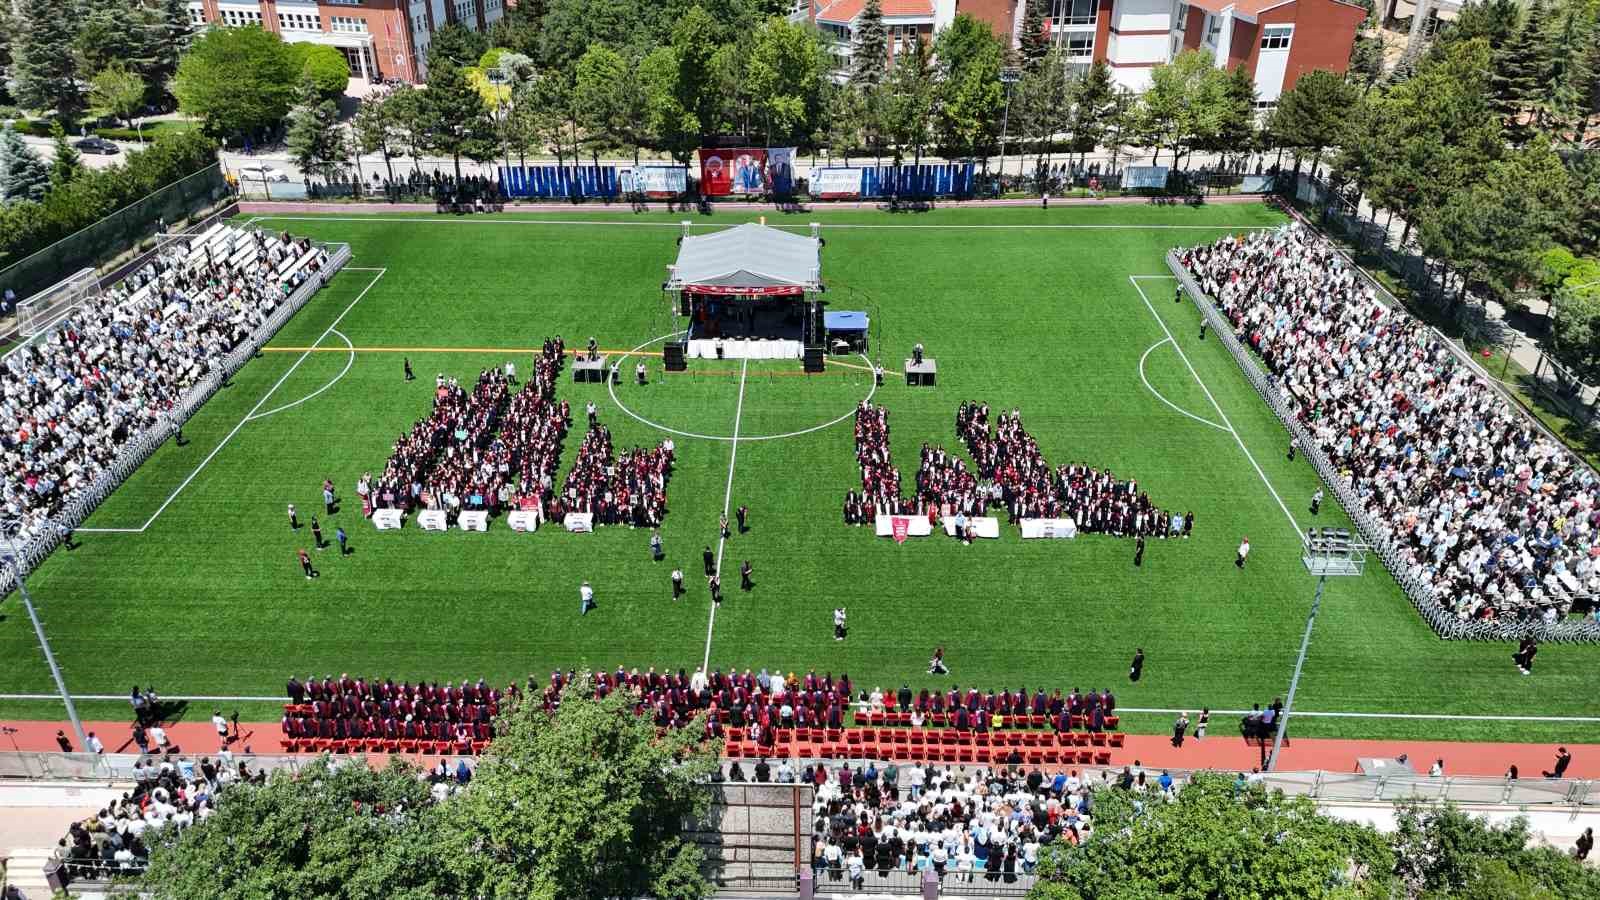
[666, 223, 822, 295]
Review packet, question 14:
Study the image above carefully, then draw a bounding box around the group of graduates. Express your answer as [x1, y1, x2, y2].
[2, 226, 322, 546]
[876, 684, 1121, 734]
[282, 673, 510, 746]
[1182, 224, 1600, 624]
[844, 401, 905, 523]
[559, 418, 674, 527]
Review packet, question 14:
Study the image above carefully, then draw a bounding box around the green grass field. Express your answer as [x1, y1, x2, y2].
[4, 202, 1596, 744]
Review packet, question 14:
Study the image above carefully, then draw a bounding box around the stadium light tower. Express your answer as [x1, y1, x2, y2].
[1, 519, 88, 752]
[1267, 527, 1368, 772]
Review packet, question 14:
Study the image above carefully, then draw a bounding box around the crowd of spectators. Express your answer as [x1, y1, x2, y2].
[1182, 224, 1600, 623]
[2, 226, 325, 544]
[557, 420, 674, 527]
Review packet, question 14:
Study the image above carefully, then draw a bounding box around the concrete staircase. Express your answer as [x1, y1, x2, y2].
[4, 847, 57, 898]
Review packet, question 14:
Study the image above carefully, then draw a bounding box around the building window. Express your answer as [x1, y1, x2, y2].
[1260, 25, 1292, 50]
[278, 11, 322, 30]
[1050, 0, 1097, 26]
[888, 24, 918, 55]
[1063, 31, 1093, 58]
[330, 15, 368, 32]
[454, 0, 475, 22]
[220, 8, 263, 26]
[413, 13, 426, 33]
[188, 7, 205, 24]
[326, 0, 362, 5]
[485, 0, 501, 11]
[1203, 13, 1222, 46]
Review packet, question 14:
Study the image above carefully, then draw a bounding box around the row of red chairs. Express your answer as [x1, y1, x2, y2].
[758, 727, 1125, 749]
[279, 736, 488, 755]
[726, 738, 1115, 767]
[853, 711, 1121, 731]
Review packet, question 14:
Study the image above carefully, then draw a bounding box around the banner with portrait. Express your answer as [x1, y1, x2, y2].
[767, 147, 797, 194]
[698, 148, 768, 196]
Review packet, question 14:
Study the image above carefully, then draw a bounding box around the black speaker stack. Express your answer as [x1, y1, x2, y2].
[663, 342, 687, 371]
[803, 347, 825, 373]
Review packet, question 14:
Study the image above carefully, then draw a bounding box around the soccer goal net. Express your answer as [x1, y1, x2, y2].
[17, 267, 101, 338]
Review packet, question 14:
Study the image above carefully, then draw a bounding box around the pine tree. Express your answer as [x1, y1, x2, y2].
[285, 77, 347, 187]
[150, 0, 195, 104]
[1535, 0, 1597, 137]
[12, 0, 84, 120]
[48, 121, 82, 186]
[851, 0, 888, 87]
[1019, 0, 1050, 72]
[1067, 60, 1114, 164]
[0, 126, 51, 204]
[1490, 0, 1545, 144]
[76, 0, 140, 77]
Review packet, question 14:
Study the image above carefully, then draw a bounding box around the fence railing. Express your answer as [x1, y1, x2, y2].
[1168, 249, 1600, 643]
[0, 240, 351, 592]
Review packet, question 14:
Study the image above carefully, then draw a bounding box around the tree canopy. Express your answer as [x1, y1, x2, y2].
[288, 43, 353, 100]
[172, 25, 298, 140]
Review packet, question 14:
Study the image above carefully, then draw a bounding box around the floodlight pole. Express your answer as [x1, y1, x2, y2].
[1267, 572, 1324, 772]
[998, 67, 1021, 190]
[2, 527, 88, 752]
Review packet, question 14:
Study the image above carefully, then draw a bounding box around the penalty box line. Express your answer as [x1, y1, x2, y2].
[77, 268, 387, 535]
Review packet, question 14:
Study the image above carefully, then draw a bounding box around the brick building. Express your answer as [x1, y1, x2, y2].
[803, 0, 1366, 104]
[184, 0, 506, 84]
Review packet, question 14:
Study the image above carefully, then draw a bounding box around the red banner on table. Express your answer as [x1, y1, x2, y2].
[698, 148, 767, 196]
[891, 516, 910, 545]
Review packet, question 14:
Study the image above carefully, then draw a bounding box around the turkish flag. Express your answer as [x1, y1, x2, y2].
[891, 516, 910, 545]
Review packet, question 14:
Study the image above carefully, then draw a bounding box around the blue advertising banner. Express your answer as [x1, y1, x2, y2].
[498, 166, 620, 199]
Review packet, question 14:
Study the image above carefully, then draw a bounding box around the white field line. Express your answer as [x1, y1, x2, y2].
[1129, 275, 1302, 541]
[703, 358, 748, 673]
[246, 215, 1269, 231]
[1137, 338, 1229, 432]
[245, 329, 356, 422]
[76, 269, 386, 534]
[0, 692, 1595, 723]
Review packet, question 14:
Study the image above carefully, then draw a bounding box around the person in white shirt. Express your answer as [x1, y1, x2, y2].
[87, 732, 105, 754]
[1236, 536, 1250, 568]
[211, 711, 229, 740]
[833, 606, 847, 641]
[149, 725, 168, 749]
[579, 580, 596, 615]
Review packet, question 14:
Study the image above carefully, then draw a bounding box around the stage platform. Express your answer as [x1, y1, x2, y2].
[688, 339, 803, 360]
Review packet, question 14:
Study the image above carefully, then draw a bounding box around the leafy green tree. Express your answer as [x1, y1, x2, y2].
[638, 46, 698, 161]
[825, 81, 869, 164]
[1269, 69, 1358, 174]
[1390, 800, 1600, 898]
[747, 17, 830, 146]
[172, 26, 298, 140]
[934, 14, 1005, 160]
[12, 0, 84, 121]
[489, 0, 546, 58]
[0, 126, 51, 204]
[428, 22, 491, 71]
[437, 675, 719, 900]
[1018, 0, 1050, 72]
[288, 43, 352, 100]
[47, 121, 82, 187]
[884, 32, 936, 168]
[89, 63, 150, 138]
[420, 60, 497, 179]
[1066, 60, 1114, 165]
[0, 5, 13, 104]
[668, 6, 726, 144]
[1135, 49, 1223, 167]
[1207, 62, 1258, 163]
[383, 86, 429, 177]
[1017, 46, 1071, 177]
[140, 756, 453, 899]
[575, 45, 639, 164]
[711, 40, 756, 138]
[151, 0, 195, 103]
[285, 77, 347, 186]
[537, 0, 667, 72]
[352, 91, 400, 183]
[75, 0, 142, 79]
[1439, 0, 1523, 53]
[851, 0, 889, 86]
[1031, 774, 1397, 899]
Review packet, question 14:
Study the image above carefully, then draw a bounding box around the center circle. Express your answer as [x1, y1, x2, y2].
[606, 331, 878, 442]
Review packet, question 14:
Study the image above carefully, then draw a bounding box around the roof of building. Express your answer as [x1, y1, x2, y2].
[668, 223, 822, 291]
[815, 0, 934, 24]
[1184, 0, 1365, 20]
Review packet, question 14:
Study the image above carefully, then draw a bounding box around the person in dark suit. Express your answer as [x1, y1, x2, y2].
[671, 567, 684, 599]
[740, 560, 753, 591]
[404, 357, 414, 380]
[709, 574, 722, 605]
[1545, 747, 1573, 778]
[703, 546, 715, 577]
[1134, 536, 1145, 567]
[736, 504, 749, 533]
[1129, 649, 1144, 683]
[287, 676, 305, 704]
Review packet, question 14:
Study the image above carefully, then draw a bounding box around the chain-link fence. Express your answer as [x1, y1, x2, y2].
[1169, 250, 1600, 642]
[0, 241, 351, 593]
[0, 164, 233, 302]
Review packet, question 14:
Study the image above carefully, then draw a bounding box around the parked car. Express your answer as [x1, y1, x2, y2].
[237, 164, 290, 183]
[73, 136, 120, 155]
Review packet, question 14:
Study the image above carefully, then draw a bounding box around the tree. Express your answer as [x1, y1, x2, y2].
[0, 127, 51, 204]
[420, 60, 497, 179]
[1440, 0, 1523, 52]
[934, 14, 1005, 161]
[437, 675, 719, 900]
[1018, 0, 1050, 72]
[1390, 800, 1600, 898]
[1269, 69, 1358, 175]
[537, 0, 666, 72]
[825, 82, 869, 164]
[76, 0, 143, 79]
[1490, 0, 1546, 143]
[638, 46, 697, 162]
[1347, 8, 1386, 91]
[428, 22, 491, 71]
[150, 0, 195, 104]
[1207, 63, 1258, 165]
[1031, 774, 1398, 899]
[1016, 47, 1071, 178]
[746, 17, 830, 146]
[574, 45, 638, 165]
[851, 0, 888, 86]
[1066, 60, 1115, 165]
[1533, 0, 1596, 138]
[172, 26, 298, 140]
[883, 32, 935, 169]
[12, 0, 84, 121]
[47, 122, 82, 187]
[1135, 50, 1224, 167]
[352, 91, 400, 183]
[669, 6, 727, 145]
[89, 63, 150, 138]
[288, 43, 352, 100]
[0, 4, 13, 106]
[139, 757, 454, 899]
[285, 77, 347, 187]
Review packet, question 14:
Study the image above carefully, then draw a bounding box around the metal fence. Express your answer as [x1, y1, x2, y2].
[0, 164, 233, 300]
[1168, 249, 1600, 643]
[0, 240, 351, 593]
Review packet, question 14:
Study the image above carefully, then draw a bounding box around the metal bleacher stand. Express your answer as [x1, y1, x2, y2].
[1167, 249, 1600, 643]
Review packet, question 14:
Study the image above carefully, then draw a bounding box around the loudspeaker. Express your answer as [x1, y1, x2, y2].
[663, 343, 687, 371]
[803, 347, 824, 373]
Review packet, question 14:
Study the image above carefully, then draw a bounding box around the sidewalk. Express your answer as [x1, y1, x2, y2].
[3, 718, 1593, 779]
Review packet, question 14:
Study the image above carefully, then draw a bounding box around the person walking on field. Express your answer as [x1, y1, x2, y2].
[298, 548, 317, 579]
[1171, 712, 1189, 748]
[703, 546, 716, 577]
[650, 529, 664, 561]
[288, 503, 300, 530]
[1310, 489, 1323, 516]
[737, 504, 749, 533]
[1129, 649, 1144, 683]
[404, 357, 414, 381]
[1195, 708, 1209, 740]
[1133, 535, 1146, 567]
[336, 526, 348, 556]
[1235, 537, 1250, 569]
[671, 567, 684, 599]
[720, 513, 731, 540]
[580, 581, 596, 616]
[740, 560, 754, 591]
[311, 515, 325, 549]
